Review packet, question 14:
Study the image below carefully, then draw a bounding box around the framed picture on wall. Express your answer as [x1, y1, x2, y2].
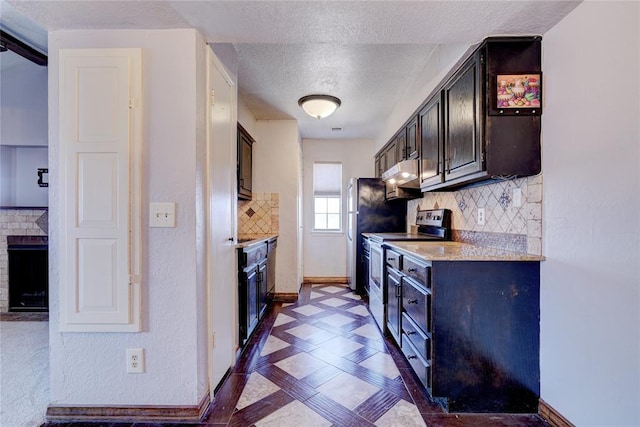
[489, 73, 542, 116]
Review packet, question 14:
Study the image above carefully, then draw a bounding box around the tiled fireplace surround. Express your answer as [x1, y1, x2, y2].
[0, 209, 48, 313]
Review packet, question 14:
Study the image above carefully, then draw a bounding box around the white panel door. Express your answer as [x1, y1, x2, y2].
[206, 49, 237, 391]
[59, 49, 142, 332]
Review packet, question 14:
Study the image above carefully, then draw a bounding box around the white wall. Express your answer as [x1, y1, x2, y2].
[48, 29, 209, 407]
[374, 43, 469, 152]
[0, 49, 49, 207]
[301, 138, 374, 277]
[252, 120, 302, 294]
[1, 51, 48, 147]
[541, 2, 640, 425]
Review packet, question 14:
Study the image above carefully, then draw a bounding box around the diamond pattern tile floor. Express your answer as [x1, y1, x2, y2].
[198, 283, 548, 426]
[41, 283, 549, 426]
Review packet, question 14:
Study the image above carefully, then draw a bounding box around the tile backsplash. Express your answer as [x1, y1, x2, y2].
[238, 193, 279, 238]
[408, 175, 542, 255]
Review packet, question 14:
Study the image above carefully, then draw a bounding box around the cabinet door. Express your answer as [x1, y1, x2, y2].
[419, 95, 444, 189]
[443, 53, 483, 182]
[385, 139, 398, 169]
[59, 48, 142, 332]
[386, 268, 402, 343]
[395, 130, 407, 161]
[237, 124, 253, 200]
[405, 117, 418, 160]
[258, 260, 268, 317]
[245, 267, 259, 339]
[374, 155, 383, 178]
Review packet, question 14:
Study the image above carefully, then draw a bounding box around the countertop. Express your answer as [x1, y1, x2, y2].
[236, 234, 278, 248]
[386, 240, 544, 262]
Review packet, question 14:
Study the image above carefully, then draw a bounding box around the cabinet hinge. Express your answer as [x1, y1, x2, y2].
[480, 53, 485, 65]
[210, 89, 215, 106]
[129, 98, 134, 109]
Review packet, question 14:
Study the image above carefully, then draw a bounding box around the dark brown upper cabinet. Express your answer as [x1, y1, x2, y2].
[237, 123, 254, 200]
[404, 116, 419, 160]
[419, 94, 444, 189]
[442, 52, 483, 183]
[418, 36, 542, 192]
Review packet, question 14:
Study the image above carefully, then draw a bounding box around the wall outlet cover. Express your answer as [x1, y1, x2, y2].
[477, 208, 486, 226]
[126, 348, 145, 374]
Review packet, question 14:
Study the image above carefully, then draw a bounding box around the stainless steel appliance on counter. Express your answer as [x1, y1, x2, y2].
[367, 209, 451, 332]
[347, 178, 407, 293]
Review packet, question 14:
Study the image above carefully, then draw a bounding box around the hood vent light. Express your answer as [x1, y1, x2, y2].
[381, 159, 419, 187]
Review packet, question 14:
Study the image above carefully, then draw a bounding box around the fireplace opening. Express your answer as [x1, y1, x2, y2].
[7, 236, 48, 312]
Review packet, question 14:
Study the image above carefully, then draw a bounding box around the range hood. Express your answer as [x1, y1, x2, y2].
[381, 159, 420, 188]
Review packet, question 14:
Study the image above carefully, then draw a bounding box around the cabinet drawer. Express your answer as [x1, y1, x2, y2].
[401, 332, 431, 390]
[402, 257, 430, 288]
[402, 278, 430, 329]
[242, 243, 268, 268]
[386, 249, 401, 270]
[402, 312, 430, 358]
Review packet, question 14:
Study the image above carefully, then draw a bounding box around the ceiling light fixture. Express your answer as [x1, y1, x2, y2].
[298, 94, 341, 119]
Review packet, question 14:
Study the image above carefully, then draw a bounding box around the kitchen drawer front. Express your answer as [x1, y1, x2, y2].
[401, 332, 431, 390]
[402, 278, 430, 331]
[402, 256, 431, 289]
[402, 312, 430, 359]
[242, 243, 268, 267]
[386, 248, 402, 270]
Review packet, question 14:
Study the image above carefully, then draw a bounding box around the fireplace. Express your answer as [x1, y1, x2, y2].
[7, 236, 48, 312]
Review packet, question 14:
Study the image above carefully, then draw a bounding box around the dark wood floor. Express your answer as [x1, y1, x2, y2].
[42, 283, 548, 426]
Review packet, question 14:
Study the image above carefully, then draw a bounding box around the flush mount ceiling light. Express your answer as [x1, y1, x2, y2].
[298, 94, 341, 119]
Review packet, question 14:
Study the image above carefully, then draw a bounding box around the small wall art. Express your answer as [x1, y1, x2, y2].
[491, 73, 542, 116]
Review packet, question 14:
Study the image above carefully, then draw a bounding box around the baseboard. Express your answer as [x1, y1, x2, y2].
[46, 392, 210, 423]
[539, 399, 574, 427]
[302, 276, 349, 284]
[273, 292, 298, 303]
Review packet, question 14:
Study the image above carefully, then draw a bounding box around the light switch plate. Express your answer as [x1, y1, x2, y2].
[149, 202, 176, 227]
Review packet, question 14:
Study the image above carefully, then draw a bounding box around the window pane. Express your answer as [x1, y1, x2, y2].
[314, 197, 327, 213]
[315, 214, 327, 229]
[327, 197, 340, 213]
[327, 214, 340, 230]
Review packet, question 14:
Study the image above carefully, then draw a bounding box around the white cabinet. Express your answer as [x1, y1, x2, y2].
[58, 49, 142, 332]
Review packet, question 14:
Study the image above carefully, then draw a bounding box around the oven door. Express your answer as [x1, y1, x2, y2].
[368, 240, 385, 330]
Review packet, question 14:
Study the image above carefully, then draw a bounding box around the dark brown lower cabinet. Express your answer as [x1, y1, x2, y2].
[384, 248, 540, 413]
[431, 261, 540, 413]
[238, 241, 271, 347]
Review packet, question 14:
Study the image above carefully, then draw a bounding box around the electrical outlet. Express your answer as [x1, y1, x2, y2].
[126, 348, 145, 374]
[512, 188, 522, 207]
[477, 208, 486, 226]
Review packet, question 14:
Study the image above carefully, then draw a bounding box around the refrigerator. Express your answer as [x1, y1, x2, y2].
[347, 178, 407, 292]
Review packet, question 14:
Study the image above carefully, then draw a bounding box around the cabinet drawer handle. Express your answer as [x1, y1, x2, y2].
[407, 299, 418, 304]
[406, 331, 416, 335]
[407, 268, 416, 272]
[387, 257, 395, 261]
[407, 354, 417, 360]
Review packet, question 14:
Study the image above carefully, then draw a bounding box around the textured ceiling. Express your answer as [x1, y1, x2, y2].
[1, 0, 581, 140]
